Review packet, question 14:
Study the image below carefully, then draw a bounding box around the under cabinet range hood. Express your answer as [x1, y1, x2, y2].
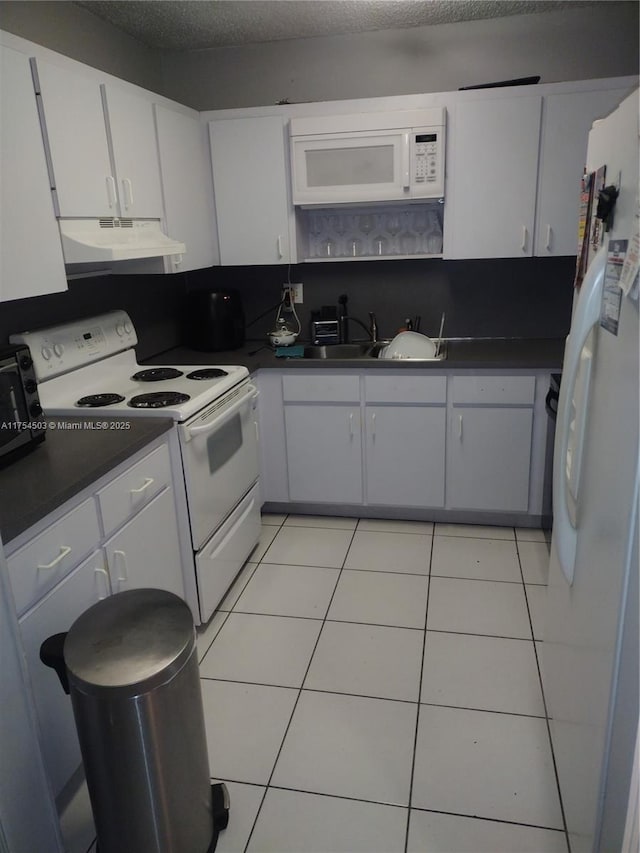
[58, 218, 186, 264]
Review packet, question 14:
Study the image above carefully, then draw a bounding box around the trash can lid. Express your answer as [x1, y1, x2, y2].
[64, 589, 195, 695]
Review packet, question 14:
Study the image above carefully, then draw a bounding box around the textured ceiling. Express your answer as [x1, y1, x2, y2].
[73, 0, 599, 51]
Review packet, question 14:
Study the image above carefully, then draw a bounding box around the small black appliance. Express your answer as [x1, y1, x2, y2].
[186, 289, 245, 352]
[0, 344, 45, 466]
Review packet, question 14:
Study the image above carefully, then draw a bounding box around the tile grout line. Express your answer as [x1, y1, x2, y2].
[514, 533, 572, 853]
[240, 519, 360, 853]
[403, 528, 435, 853]
[199, 514, 288, 851]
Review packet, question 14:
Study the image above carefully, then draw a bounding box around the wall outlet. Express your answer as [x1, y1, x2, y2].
[282, 282, 303, 306]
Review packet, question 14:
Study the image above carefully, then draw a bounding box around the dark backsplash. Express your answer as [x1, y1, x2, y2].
[186, 256, 576, 343]
[0, 256, 575, 358]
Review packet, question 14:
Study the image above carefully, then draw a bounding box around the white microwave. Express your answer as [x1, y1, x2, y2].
[290, 108, 446, 206]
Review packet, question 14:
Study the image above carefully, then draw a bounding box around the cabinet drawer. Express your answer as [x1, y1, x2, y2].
[282, 373, 360, 403]
[364, 374, 446, 404]
[97, 443, 172, 536]
[451, 375, 535, 405]
[8, 498, 101, 617]
[196, 482, 261, 623]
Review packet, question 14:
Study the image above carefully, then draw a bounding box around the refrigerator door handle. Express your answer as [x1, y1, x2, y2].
[553, 245, 607, 585]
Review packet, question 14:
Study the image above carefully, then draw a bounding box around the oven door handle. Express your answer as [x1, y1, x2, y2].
[183, 385, 258, 442]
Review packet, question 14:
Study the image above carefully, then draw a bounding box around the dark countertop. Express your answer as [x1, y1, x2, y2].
[146, 337, 565, 372]
[1, 416, 173, 547]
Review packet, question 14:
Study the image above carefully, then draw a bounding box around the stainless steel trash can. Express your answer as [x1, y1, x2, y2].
[41, 588, 228, 853]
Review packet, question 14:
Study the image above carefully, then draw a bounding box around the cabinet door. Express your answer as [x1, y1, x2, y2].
[447, 407, 533, 512]
[444, 96, 541, 259]
[535, 88, 629, 256]
[34, 58, 114, 218]
[19, 550, 109, 797]
[104, 84, 164, 219]
[154, 104, 218, 271]
[0, 48, 67, 301]
[209, 115, 293, 265]
[104, 487, 184, 598]
[284, 405, 362, 504]
[365, 406, 446, 507]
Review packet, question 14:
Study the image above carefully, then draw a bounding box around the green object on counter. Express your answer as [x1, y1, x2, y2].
[275, 344, 304, 358]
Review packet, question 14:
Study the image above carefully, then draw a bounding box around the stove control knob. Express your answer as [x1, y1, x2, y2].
[41, 346, 52, 361]
[124, 321, 132, 335]
[53, 344, 64, 358]
[25, 380, 37, 394]
[116, 323, 125, 336]
[19, 354, 32, 371]
[30, 401, 43, 417]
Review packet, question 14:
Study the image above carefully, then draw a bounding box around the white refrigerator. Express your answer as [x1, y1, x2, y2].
[542, 88, 639, 853]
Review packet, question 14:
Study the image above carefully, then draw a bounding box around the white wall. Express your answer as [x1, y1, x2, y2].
[0, 0, 163, 91]
[0, 2, 637, 110]
[160, 3, 639, 110]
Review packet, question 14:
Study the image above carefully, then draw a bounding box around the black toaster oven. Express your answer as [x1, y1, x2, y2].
[0, 344, 45, 466]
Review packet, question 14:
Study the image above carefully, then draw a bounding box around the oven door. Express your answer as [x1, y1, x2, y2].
[180, 382, 259, 550]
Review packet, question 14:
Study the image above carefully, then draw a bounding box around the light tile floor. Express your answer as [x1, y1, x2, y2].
[198, 515, 568, 853]
[76, 516, 566, 853]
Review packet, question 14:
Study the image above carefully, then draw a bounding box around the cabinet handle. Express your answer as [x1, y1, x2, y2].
[521, 226, 528, 252]
[545, 225, 552, 252]
[38, 545, 72, 570]
[254, 420, 259, 443]
[94, 566, 111, 599]
[106, 176, 117, 209]
[122, 178, 134, 210]
[277, 235, 283, 259]
[113, 549, 128, 584]
[130, 477, 154, 495]
[371, 412, 376, 439]
[458, 414, 463, 440]
[349, 412, 354, 438]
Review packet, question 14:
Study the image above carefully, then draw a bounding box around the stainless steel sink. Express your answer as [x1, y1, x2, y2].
[302, 341, 447, 360]
[303, 343, 376, 359]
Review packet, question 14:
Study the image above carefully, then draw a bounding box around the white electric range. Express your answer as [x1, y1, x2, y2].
[11, 310, 261, 623]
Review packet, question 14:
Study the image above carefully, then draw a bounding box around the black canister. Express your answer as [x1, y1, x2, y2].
[187, 289, 245, 351]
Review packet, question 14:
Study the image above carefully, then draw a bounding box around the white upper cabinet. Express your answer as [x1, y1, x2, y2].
[535, 87, 631, 256]
[0, 47, 67, 301]
[444, 95, 542, 259]
[154, 104, 218, 271]
[209, 115, 294, 265]
[103, 84, 164, 218]
[34, 58, 163, 219]
[444, 83, 634, 260]
[34, 58, 114, 217]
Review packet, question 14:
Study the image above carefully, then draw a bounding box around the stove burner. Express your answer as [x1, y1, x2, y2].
[186, 368, 229, 380]
[76, 393, 125, 407]
[129, 391, 190, 409]
[131, 368, 184, 382]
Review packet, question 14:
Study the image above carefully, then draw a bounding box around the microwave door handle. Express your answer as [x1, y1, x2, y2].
[183, 385, 257, 442]
[402, 132, 411, 190]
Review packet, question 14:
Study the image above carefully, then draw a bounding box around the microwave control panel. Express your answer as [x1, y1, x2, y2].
[412, 129, 444, 194]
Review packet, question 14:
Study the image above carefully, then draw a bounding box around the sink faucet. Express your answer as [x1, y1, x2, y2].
[338, 295, 378, 343]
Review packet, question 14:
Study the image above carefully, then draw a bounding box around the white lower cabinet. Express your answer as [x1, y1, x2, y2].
[104, 486, 184, 597]
[365, 406, 446, 507]
[265, 369, 547, 519]
[446, 375, 536, 512]
[285, 404, 363, 504]
[363, 374, 447, 507]
[446, 407, 533, 512]
[18, 550, 109, 798]
[7, 437, 187, 800]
